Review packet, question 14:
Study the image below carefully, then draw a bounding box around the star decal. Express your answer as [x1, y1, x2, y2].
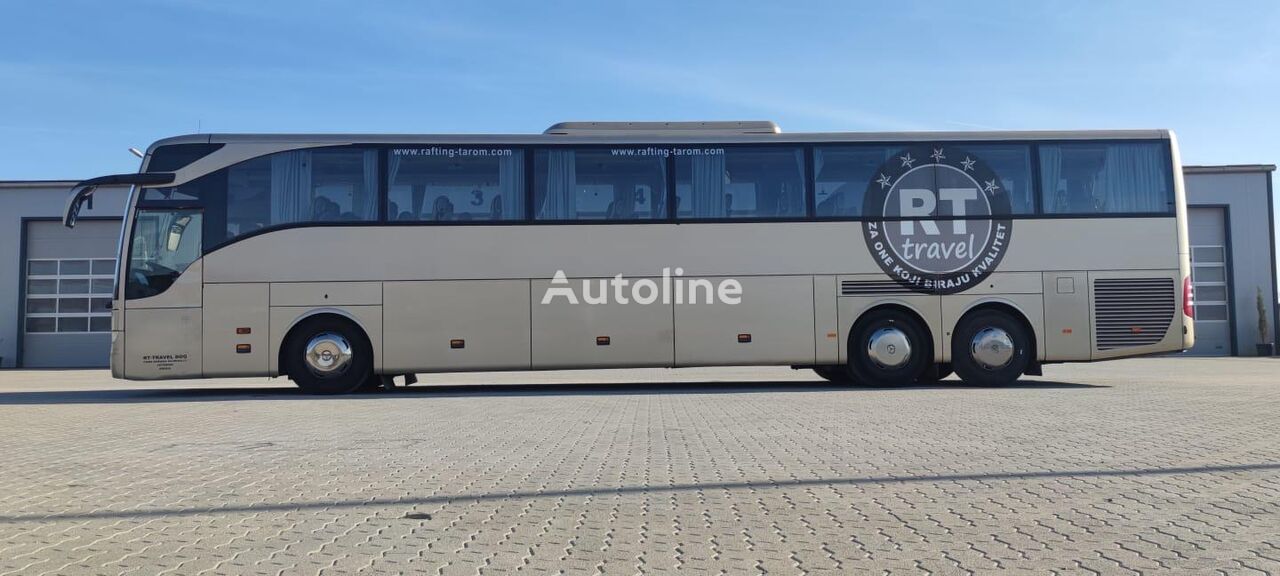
[899, 153, 915, 168]
[876, 173, 892, 189]
[960, 156, 976, 171]
[930, 148, 946, 162]
[983, 179, 1001, 194]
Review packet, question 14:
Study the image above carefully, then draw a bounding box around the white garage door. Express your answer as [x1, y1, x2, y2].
[1187, 207, 1232, 356]
[22, 219, 121, 368]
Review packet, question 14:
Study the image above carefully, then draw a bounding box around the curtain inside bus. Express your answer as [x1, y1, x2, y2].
[689, 154, 726, 217]
[540, 150, 577, 219]
[497, 154, 521, 219]
[361, 150, 378, 218]
[1099, 144, 1168, 212]
[270, 150, 313, 223]
[1040, 146, 1063, 212]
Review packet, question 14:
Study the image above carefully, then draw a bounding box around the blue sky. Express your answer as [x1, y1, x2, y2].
[1, 0, 1277, 252]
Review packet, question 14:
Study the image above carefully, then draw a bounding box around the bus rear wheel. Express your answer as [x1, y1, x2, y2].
[951, 310, 1031, 387]
[282, 316, 374, 395]
[847, 309, 931, 387]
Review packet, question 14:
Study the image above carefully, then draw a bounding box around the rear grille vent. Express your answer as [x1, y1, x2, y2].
[841, 280, 913, 296]
[1094, 278, 1176, 350]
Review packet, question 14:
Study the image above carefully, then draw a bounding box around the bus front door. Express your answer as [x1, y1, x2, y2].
[120, 208, 205, 379]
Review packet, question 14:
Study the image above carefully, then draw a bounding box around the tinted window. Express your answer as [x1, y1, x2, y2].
[534, 149, 667, 220]
[1039, 141, 1171, 214]
[388, 148, 524, 221]
[146, 143, 225, 172]
[961, 144, 1035, 214]
[814, 146, 894, 217]
[676, 147, 805, 219]
[223, 149, 379, 239]
[815, 144, 1034, 217]
[142, 181, 204, 202]
[144, 147, 381, 247]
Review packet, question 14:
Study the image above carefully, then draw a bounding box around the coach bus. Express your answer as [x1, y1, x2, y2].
[63, 122, 1193, 394]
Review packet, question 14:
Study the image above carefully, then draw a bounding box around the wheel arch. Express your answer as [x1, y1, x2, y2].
[845, 302, 937, 363]
[272, 308, 376, 377]
[950, 299, 1040, 363]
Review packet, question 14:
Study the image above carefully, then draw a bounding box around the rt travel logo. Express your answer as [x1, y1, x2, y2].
[862, 145, 1013, 294]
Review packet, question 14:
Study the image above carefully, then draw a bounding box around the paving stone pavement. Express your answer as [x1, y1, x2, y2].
[0, 358, 1278, 575]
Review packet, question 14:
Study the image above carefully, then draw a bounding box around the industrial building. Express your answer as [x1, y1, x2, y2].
[1182, 165, 1277, 356]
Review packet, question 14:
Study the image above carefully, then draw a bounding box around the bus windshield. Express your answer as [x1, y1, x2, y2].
[125, 209, 202, 300]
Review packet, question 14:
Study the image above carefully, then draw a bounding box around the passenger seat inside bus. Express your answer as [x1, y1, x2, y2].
[432, 196, 454, 221]
[490, 195, 503, 220]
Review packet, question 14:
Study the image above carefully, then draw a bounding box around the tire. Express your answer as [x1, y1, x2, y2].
[919, 363, 953, 383]
[812, 365, 852, 383]
[357, 375, 386, 392]
[846, 309, 931, 387]
[950, 309, 1032, 387]
[282, 316, 374, 395]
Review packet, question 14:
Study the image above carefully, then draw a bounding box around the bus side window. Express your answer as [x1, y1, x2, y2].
[533, 149, 667, 221]
[1039, 142, 1171, 215]
[959, 144, 1035, 215]
[813, 146, 896, 217]
[387, 148, 525, 222]
[675, 147, 805, 220]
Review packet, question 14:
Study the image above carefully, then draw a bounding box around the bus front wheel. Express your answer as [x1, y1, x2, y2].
[950, 310, 1031, 387]
[847, 309, 931, 387]
[282, 316, 374, 395]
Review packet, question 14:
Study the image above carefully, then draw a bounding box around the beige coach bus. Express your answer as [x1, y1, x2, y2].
[64, 122, 1194, 394]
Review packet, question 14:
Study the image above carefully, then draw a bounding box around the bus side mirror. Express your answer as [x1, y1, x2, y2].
[63, 183, 97, 228]
[63, 172, 177, 228]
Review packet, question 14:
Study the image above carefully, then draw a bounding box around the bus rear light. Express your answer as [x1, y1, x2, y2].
[1183, 276, 1195, 318]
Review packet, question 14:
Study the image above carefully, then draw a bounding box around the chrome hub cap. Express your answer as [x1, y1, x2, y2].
[970, 327, 1015, 370]
[867, 327, 912, 369]
[304, 333, 353, 377]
